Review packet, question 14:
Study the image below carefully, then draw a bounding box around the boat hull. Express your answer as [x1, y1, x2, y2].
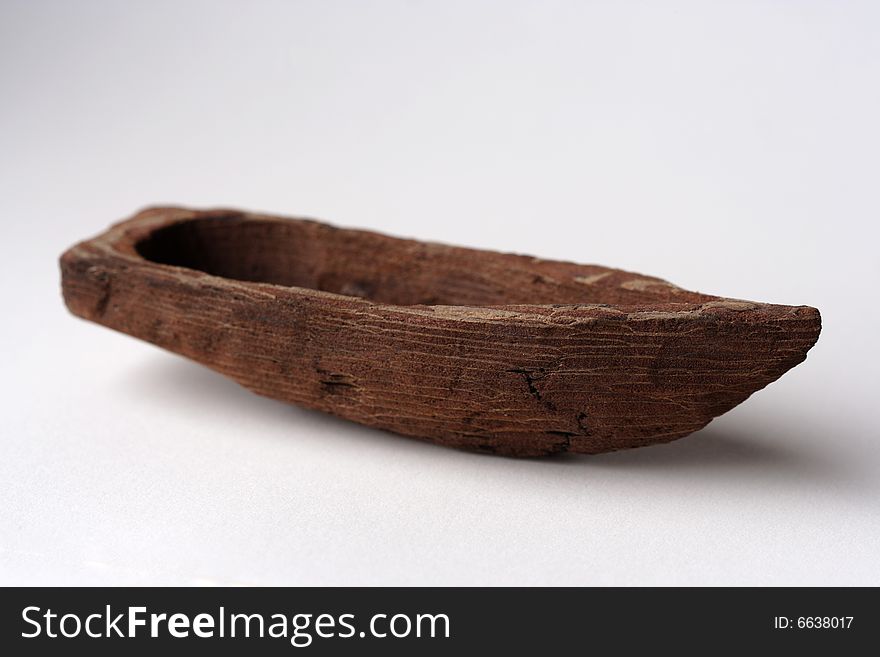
[61, 207, 821, 456]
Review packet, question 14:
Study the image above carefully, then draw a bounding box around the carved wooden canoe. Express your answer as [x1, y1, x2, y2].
[61, 207, 821, 456]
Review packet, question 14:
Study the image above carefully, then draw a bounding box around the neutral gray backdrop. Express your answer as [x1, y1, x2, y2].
[2, 0, 878, 585]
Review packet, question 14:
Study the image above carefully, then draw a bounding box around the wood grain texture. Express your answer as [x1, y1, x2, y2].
[60, 207, 821, 456]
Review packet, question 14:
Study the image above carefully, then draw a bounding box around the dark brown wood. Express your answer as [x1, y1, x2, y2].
[60, 207, 821, 456]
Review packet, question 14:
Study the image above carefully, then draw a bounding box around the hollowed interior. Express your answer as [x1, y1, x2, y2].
[136, 216, 704, 306]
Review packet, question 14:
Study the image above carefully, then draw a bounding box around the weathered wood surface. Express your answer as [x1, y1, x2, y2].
[61, 207, 821, 456]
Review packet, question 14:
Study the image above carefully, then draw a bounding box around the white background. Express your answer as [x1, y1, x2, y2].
[2, 1, 878, 585]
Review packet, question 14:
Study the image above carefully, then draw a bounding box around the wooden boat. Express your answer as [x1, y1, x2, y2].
[61, 207, 821, 456]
